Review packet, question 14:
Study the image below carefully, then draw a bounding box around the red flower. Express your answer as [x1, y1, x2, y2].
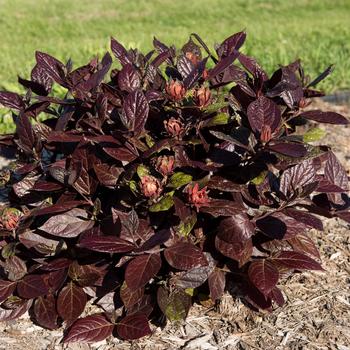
[165, 80, 186, 102]
[155, 155, 175, 176]
[194, 86, 211, 108]
[187, 183, 209, 210]
[0, 208, 22, 231]
[164, 117, 185, 138]
[140, 175, 162, 198]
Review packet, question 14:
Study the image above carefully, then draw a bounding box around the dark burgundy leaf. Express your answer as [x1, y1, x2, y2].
[103, 146, 138, 162]
[78, 235, 135, 253]
[17, 274, 49, 299]
[19, 230, 61, 255]
[215, 235, 252, 266]
[0, 299, 32, 321]
[176, 262, 214, 289]
[199, 199, 243, 218]
[324, 151, 348, 191]
[300, 110, 348, 125]
[4, 256, 27, 281]
[32, 180, 64, 192]
[217, 214, 255, 242]
[256, 212, 307, 240]
[34, 294, 59, 329]
[35, 51, 66, 86]
[111, 37, 131, 66]
[208, 51, 239, 80]
[164, 242, 208, 270]
[16, 113, 36, 154]
[68, 262, 106, 287]
[283, 208, 323, 231]
[269, 286, 285, 306]
[238, 53, 268, 80]
[287, 234, 321, 259]
[248, 260, 279, 296]
[0, 280, 16, 303]
[208, 269, 226, 301]
[93, 163, 123, 187]
[217, 31, 246, 58]
[39, 209, 94, 238]
[177, 55, 195, 79]
[268, 142, 307, 157]
[57, 282, 87, 322]
[247, 96, 281, 133]
[125, 254, 161, 290]
[280, 159, 316, 196]
[120, 282, 144, 308]
[32, 201, 86, 217]
[117, 313, 151, 340]
[0, 91, 25, 110]
[121, 89, 149, 134]
[272, 251, 323, 270]
[64, 314, 114, 343]
[118, 64, 141, 92]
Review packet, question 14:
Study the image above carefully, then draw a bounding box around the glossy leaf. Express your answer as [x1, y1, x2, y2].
[34, 294, 59, 329]
[125, 254, 161, 290]
[121, 90, 149, 134]
[300, 110, 348, 125]
[164, 242, 208, 270]
[17, 274, 49, 299]
[64, 314, 114, 343]
[248, 96, 280, 133]
[248, 260, 279, 296]
[208, 269, 225, 301]
[78, 235, 135, 253]
[39, 209, 94, 238]
[272, 251, 323, 270]
[117, 313, 152, 340]
[57, 282, 87, 322]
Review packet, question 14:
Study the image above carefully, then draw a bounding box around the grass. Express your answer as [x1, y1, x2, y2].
[0, 0, 349, 132]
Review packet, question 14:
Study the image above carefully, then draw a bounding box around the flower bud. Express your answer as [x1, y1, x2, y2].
[140, 175, 162, 198]
[299, 97, 311, 109]
[194, 86, 211, 108]
[0, 208, 22, 231]
[155, 155, 175, 176]
[260, 125, 272, 143]
[165, 80, 186, 102]
[187, 183, 209, 210]
[164, 117, 185, 138]
[185, 52, 200, 66]
[202, 69, 209, 80]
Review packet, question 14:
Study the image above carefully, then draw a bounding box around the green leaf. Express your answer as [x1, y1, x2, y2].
[203, 101, 228, 115]
[204, 113, 229, 127]
[149, 193, 174, 212]
[303, 127, 327, 143]
[137, 165, 150, 178]
[128, 180, 138, 193]
[145, 134, 155, 148]
[251, 171, 267, 185]
[168, 172, 193, 189]
[178, 213, 197, 237]
[165, 292, 191, 321]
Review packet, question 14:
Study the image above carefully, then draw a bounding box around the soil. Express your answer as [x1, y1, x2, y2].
[0, 99, 349, 350]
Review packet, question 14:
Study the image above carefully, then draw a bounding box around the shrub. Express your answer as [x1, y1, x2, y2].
[0, 31, 349, 343]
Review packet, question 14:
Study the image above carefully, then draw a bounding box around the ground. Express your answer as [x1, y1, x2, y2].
[0, 99, 349, 350]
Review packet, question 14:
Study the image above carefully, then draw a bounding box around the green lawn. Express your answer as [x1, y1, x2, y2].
[0, 0, 349, 132]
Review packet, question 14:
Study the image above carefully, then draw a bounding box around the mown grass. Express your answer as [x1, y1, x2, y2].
[0, 0, 349, 132]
